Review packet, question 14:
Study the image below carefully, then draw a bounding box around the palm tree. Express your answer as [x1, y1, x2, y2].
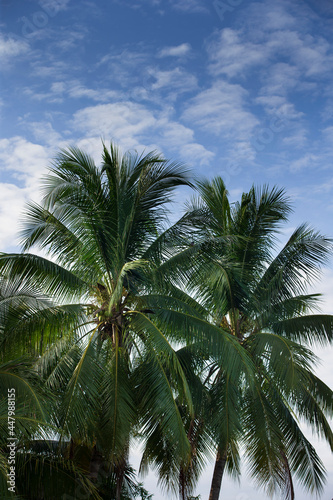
[182, 178, 333, 500]
[0, 142, 199, 498]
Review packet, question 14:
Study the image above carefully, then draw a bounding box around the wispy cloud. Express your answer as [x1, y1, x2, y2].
[258, 63, 300, 96]
[168, 0, 208, 13]
[52, 27, 88, 51]
[158, 43, 191, 58]
[39, 0, 71, 13]
[156, 120, 214, 165]
[243, 0, 301, 31]
[0, 137, 51, 182]
[150, 67, 197, 93]
[0, 183, 30, 250]
[255, 95, 303, 121]
[207, 28, 269, 78]
[182, 81, 258, 140]
[121, 0, 208, 13]
[269, 29, 333, 77]
[71, 101, 214, 166]
[96, 48, 151, 89]
[21, 121, 63, 146]
[322, 125, 333, 142]
[282, 129, 308, 148]
[72, 102, 157, 147]
[207, 1, 333, 85]
[67, 83, 121, 102]
[0, 137, 53, 249]
[289, 153, 321, 173]
[29, 58, 74, 78]
[205, 2, 333, 164]
[0, 33, 29, 64]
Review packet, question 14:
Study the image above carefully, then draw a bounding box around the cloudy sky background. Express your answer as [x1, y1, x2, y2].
[1, 0, 333, 498]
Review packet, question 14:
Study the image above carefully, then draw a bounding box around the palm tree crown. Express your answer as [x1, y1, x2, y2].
[181, 178, 333, 500]
[1, 151, 332, 500]
[0, 142, 197, 499]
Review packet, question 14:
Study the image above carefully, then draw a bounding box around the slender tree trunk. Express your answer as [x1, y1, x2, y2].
[179, 418, 195, 500]
[208, 449, 227, 500]
[179, 466, 187, 500]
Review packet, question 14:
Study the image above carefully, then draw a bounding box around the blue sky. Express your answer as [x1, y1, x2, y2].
[1, 0, 333, 498]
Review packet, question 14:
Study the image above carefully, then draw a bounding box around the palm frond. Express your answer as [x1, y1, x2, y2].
[272, 314, 333, 346]
[0, 253, 87, 302]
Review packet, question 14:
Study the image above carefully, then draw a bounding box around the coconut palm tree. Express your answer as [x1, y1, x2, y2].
[0, 142, 200, 498]
[181, 178, 333, 500]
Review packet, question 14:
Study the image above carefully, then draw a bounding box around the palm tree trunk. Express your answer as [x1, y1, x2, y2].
[208, 449, 227, 500]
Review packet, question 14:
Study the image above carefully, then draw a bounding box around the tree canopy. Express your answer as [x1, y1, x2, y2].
[0, 143, 332, 500]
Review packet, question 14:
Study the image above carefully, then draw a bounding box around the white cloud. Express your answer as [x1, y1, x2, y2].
[168, 0, 207, 12]
[72, 102, 157, 148]
[158, 43, 191, 58]
[0, 137, 53, 251]
[53, 28, 87, 51]
[282, 128, 307, 148]
[182, 81, 259, 140]
[89, 47, 196, 103]
[24, 121, 63, 146]
[71, 102, 214, 167]
[0, 34, 29, 64]
[67, 83, 120, 102]
[289, 153, 321, 173]
[178, 142, 215, 166]
[255, 95, 303, 122]
[256, 1, 297, 30]
[268, 29, 333, 77]
[96, 48, 148, 81]
[322, 125, 333, 142]
[50, 81, 66, 93]
[207, 14, 333, 85]
[30, 59, 72, 78]
[150, 67, 197, 93]
[23, 86, 65, 103]
[207, 28, 269, 78]
[259, 62, 300, 96]
[0, 137, 51, 184]
[157, 121, 214, 166]
[158, 121, 195, 145]
[39, 0, 71, 13]
[23, 79, 122, 104]
[313, 178, 333, 195]
[203, 11, 333, 173]
[75, 136, 106, 165]
[321, 101, 333, 122]
[242, 0, 306, 33]
[113, 0, 207, 13]
[0, 183, 29, 250]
